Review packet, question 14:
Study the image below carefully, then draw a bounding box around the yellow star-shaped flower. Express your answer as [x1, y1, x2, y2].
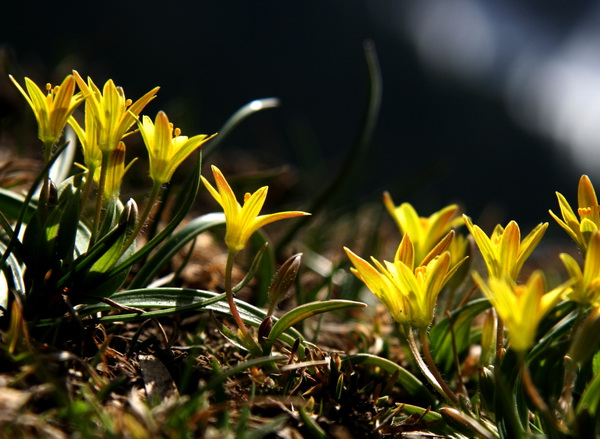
[550, 175, 600, 255]
[383, 193, 463, 265]
[560, 231, 600, 306]
[138, 111, 216, 185]
[72, 70, 159, 153]
[68, 96, 103, 179]
[9, 74, 84, 151]
[202, 165, 310, 253]
[474, 271, 569, 352]
[463, 215, 547, 280]
[345, 232, 466, 330]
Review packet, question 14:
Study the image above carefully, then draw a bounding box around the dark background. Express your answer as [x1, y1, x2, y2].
[1, 0, 590, 231]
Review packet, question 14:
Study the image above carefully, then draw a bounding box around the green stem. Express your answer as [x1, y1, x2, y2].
[225, 249, 260, 353]
[419, 329, 460, 406]
[406, 327, 458, 405]
[90, 152, 110, 246]
[520, 355, 561, 436]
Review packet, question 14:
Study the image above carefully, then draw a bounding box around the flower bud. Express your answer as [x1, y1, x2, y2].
[258, 315, 273, 344]
[266, 253, 302, 316]
[120, 198, 138, 236]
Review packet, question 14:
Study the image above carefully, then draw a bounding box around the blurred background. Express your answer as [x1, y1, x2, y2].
[2, 0, 596, 232]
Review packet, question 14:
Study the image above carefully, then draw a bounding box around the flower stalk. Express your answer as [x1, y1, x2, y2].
[406, 326, 459, 405]
[224, 248, 261, 353]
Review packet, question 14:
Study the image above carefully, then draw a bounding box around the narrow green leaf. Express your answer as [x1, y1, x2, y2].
[56, 220, 128, 290]
[0, 241, 25, 300]
[528, 302, 577, 364]
[429, 298, 491, 373]
[0, 141, 70, 269]
[268, 299, 366, 343]
[298, 407, 328, 439]
[202, 98, 280, 158]
[0, 187, 37, 222]
[345, 353, 436, 406]
[53, 175, 84, 264]
[577, 368, 600, 419]
[77, 288, 305, 350]
[401, 404, 442, 422]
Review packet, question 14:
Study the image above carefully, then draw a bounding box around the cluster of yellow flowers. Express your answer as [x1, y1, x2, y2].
[346, 176, 600, 353]
[12, 71, 600, 357]
[10, 72, 309, 256]
[9, 72, 217, 199]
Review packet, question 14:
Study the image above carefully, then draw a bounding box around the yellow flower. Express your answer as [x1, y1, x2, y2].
[68, 97, 102, 178]
[9, 74, 84, 149]
[560, 231, 600, 306]
[345, 232, 466, 330]
[202, 165, 310, 253]
[72, 70, 159, 152]
[463, 215, 547, 280]
[474, 271, 569, 352]
[103, 142, 136, 200]
[550, 175, 600, 254]
[138, 111, 216, 185]
[383, 193, 462, 264]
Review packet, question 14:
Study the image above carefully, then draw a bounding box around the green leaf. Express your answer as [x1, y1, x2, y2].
[429, 298, 491, 374]
[495, 350, 527, 439]
[56, 220, 128, 293]
[577, 368, 600, 420]
[128, 213, 225, 289]
[76, 288, 305, 351]
[98, 196, 123, 238]
[267, 299, 367, 343]
[0, 141, 70, 267]
[298, 406, 328, 439]
[345, 353, 436, 406]
[202, 98, 280, 159]
[528, 302, 577, 364]
[53, 174, 85, 265]
[0, 187, 37, 222]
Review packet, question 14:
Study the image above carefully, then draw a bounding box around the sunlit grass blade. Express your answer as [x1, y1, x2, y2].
[298, 406, 328, 439]
[577, 369, 600, 430]
[202, 98, 280, 159]
[76, 288, 306, 349]
[0, 241, 25, 301]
